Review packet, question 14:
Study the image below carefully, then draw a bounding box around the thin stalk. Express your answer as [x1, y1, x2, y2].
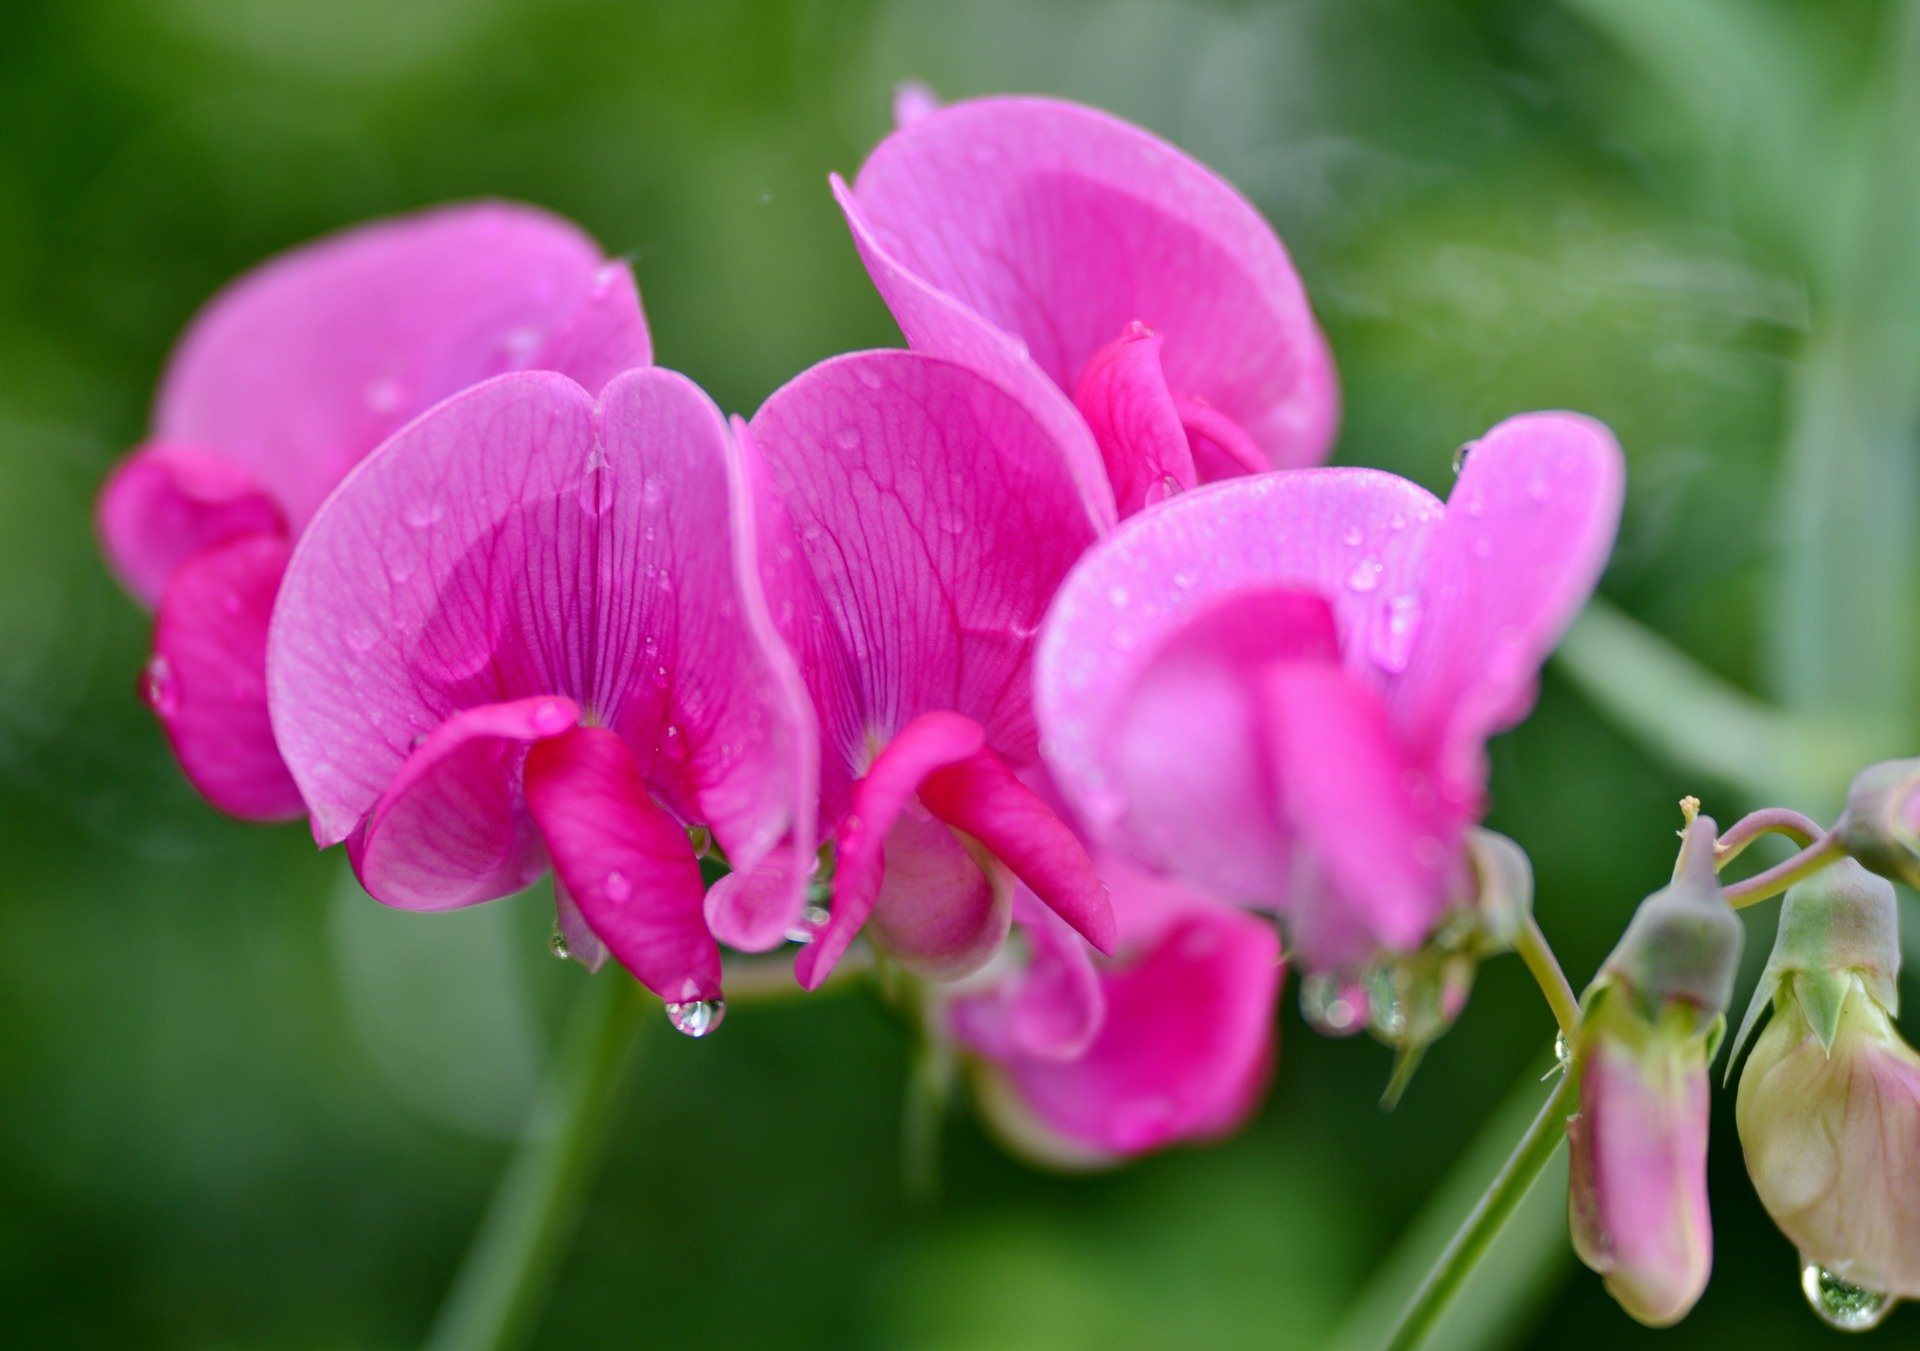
[1723, 830, 1846, 908]
[1380, 1070, 1580, 1351]
[1515, 916, 1580, 1041]
[1713, 807, 1822, 864]
[426, 975, 647, 1351]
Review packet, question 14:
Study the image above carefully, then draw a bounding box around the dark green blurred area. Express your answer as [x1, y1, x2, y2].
[0, 0, 1908, 1346]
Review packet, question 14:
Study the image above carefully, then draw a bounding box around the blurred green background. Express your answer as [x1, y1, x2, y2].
[2, 0, 1914, 1345]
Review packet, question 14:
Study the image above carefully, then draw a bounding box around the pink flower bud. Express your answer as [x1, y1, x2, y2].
[1838, 758, 1920, 890]
[1566, 990, 1716, 1326]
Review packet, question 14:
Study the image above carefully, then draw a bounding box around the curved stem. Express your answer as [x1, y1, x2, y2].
[1381, 1069, 1580, 1351]
[1723, 830, 1846, 908]
[1714, 807, 1823, 865]
[426, 974, 647, 1351]
[1515, 916, 1581, 1040]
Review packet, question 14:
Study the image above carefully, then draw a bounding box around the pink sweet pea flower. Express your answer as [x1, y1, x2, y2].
[266, 368, 814, 1017]
[1036, 413, 1623, 970]
[834, 94, 1338, 523]
[950, 850, 1281, 1167]
[98, 203, 650, 820]
[742, 350, 1117, 988]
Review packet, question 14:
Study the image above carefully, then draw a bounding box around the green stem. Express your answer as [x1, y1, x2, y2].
[1515, 916, 1580, 1041]
[1380, 1070, 1580, 1351]
[426, 974, 647, 1351]
[1722, 830, 1846, 909]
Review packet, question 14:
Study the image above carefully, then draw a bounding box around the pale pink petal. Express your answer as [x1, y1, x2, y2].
[157, 202, 649, 530]
[1389, 412, 1624, 786]
[867, 807, 1010, 981]
[349, 696, 578, 910]
[841, 96, 1337, 473]
[1070, 324, 1196, 518]
[98, 442, 285, 606]
[524, 725, 719, 1003]
[146, 533, 303, 820]
[796, 710, 986, 990]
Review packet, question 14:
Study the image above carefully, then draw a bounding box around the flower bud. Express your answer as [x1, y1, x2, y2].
[1838, 758, 1920, 890]
[1597, 816, 1742, 1022]
[1566, 990, 1715, 1326]
[1736, 861, 1919, 1323]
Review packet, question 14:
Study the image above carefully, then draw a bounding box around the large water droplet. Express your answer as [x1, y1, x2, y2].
[140, 654, 179, 717]
[1801, 1261, 1894, 1330]
[784, 902, 830, 945]
[1300, 972, 1368, 1037]
[1345, 558, 1383, 593]
[1452, 441, 1476, 475]
[665, 998, 726, 1038]
[1553, 1030, 1572, 1072]
[1148, 473, 1183, 504]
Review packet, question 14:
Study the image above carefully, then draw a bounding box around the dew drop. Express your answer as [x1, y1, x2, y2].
[531, 699, 573, 734]
[549, 927, 571, 961]
[1370, 593, 1421, 673]
[1527, 475, 1551, 504]
[665, 998, 726, 1038]
[404, 499, 444, 529]
[364, 376, 404, 413]
[1470, 537, 1493, 560]
[1553, 1030, 1572, 1072]
[1342, 526, 1364, 547]
[1107, 584, 1131, 607]
[1452, 441, 1476, 475]
[578, 447, 612, 516]
[140, 654, 179, 717]
[1345, 558, 1383, 593]
[346, 624, 379, 654]
[642, 477, 665, 508]
[386, 553, 418, 583]
[832, 425, 861, 451]
[1300, 972, 1368, 1037]
[1801, 1261, 1894, 1330]
[784, 902, 831, 944]
[604, 870, 632, 902]
[1155, 473, 1183, 502]
[686, 824, 712, 859]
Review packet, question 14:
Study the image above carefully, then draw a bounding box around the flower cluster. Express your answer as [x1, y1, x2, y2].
[101, 100, 1619, 1185]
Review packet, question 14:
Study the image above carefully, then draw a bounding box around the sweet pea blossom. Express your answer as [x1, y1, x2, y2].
[835, 93, 1337, 522]
[97, 203, 649, 820]
[742, 350, 1117, 987]
[266, 368, 814, 1018]
[1036, 413, 1623, 970]
[950, 850, 1280, 1167]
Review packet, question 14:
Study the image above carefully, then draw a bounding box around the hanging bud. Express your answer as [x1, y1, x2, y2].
[1837, 758, 1920, 890]
[1565, 815, 1738, 1327]
[1735, 860, 1919, 1325]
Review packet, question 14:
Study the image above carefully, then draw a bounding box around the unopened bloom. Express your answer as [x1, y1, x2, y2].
[1036, 412, 1623, 971]
[267, 368, 814, 1017]
[1837, 758, 1920, 890]
[99, 203, 650, 819]
[835, 93, 1337, 522]
[1737, 859, 1919, 1318]
[743, 351, 1116, 986]
[950, 851, 1281, 1167]
[1566, 817, 1740, 1327]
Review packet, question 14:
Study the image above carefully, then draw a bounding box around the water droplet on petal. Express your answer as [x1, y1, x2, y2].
[549, 927, 571, 961]
[531, 700, 573, 734]
[1552, 1030, 1572, 1072]
[404, 499, 444, 529]
[1801, 1261, 1894, 1330]
[1452, 441, 1476, 475]
[785, 902, 831, 945]
[1108, 584, 1131, 607]
[833, 426, 861, 451]
[578, 447, 612, 517]
[686, 824, 711, 859]
[604, 870, 632, 902]
[1342, 526, 1364, 547]
[1471, 537, 1493, 560]
[140, 654, 179, 717]
[665, 998, 726, 1038]
[1345, 558, 1383, 593]
[1527, 475, 1551, 504]
[1300, 972, 1369, 1037]
[364, 377, 403, 413]
[1369, 594, 1421, 673]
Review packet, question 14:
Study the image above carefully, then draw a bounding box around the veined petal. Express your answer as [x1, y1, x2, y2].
[147, 533, 303, 820]
[524, 725, 719, 1003]
[350, 696, 578, 910]
[1389, 412, 1624, 786]
[841, 95, 1337, 473]
[98, 441, 286, 606]
[1070, 324, 1197, 518]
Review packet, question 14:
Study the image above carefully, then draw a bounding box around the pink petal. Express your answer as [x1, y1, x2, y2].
[1070, 324, 1197, 518]
[866, 806, 1011, 981]
[270, 368, 810, 902]
[1389, 412, 1624, 786]
[796, 710, 986, 990]
[1038, 468, 1439, 859]
[840, 96, 1338, 474]
[349, 696, 578, 910]
[1262, 663, 1453, 967]
[920, 745, 1116, 955]
[526, 261, 654, 396]
[748, 350, 1101, 780]
[523, 725, 719, 1003]
[972, 889, 1282, 1165]
[156, 201, 649, 530]
[893, 81, 941, 128]
[948, 900, 1105, 1064]
[146, 533, 304, 820]
[98, 441, 286, 606]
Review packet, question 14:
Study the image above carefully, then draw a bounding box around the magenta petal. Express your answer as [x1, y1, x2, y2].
[1007, 899, 1106, 1061]
[1071, 325, 1197, 518]
[524, 725, 719, 1003]
[350, 696, 579, 910]
[1263, 663, 1451, 967]
[796, 710, 987, 990]
[98, 442, 285, 606]
[157, 202, 650, 530]
[920, 748, 1117, 955]
[868, 807, 1011, 981]
[1038, 468, 1443, 858]
[527, 261, 653, 396]
[1390, 412, 1625, 781]
[841, 96, 1337, 474]
[147, 533, 303, 820]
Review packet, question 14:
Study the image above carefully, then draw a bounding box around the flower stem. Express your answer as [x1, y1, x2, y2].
[1722, 830, 1846, 908]
[1514, 916, 1581, 1040]
[1714, 807, 1823, 863]
[426, 973, 647, 1351]
[1381, 1069, 1580, 1351]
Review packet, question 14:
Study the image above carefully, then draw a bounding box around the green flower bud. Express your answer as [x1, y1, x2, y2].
[1837, 758, 1920, 890]
[1597, 816, 1742, 1025]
